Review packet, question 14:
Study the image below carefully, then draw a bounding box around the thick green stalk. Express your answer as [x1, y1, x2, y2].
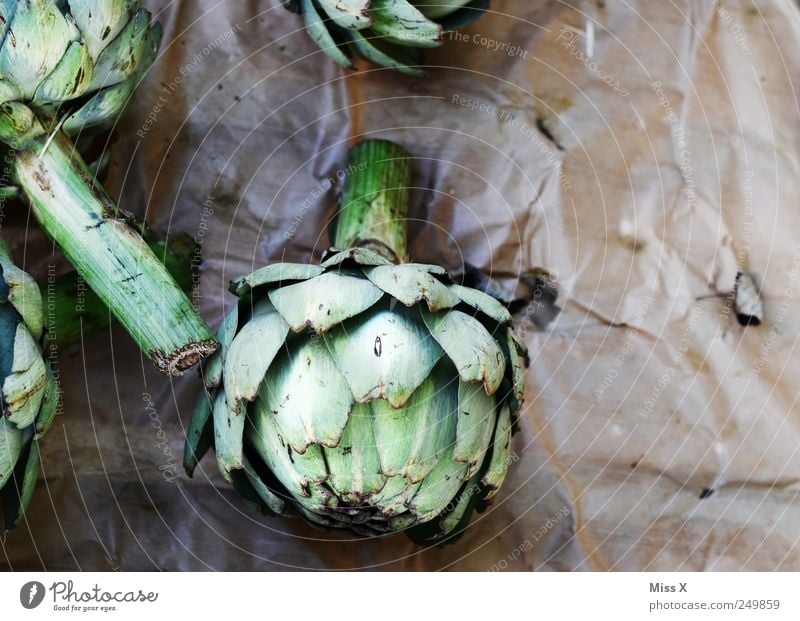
[12, 132, 217, 376]
[42, 235, 197, 350]
[334, 140, 412, 263]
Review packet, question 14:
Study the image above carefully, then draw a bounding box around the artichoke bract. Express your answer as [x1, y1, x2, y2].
[185, 140, 526, 544]
[0, 239, 58, 531]
[0, 0, 217, 375]
[283, 0, 489, 75]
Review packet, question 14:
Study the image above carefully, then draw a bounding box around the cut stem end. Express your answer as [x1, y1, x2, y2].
[155, 339, 221, 377]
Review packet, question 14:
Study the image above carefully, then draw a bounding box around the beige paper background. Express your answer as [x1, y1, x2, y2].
[2, 0, 799, 570]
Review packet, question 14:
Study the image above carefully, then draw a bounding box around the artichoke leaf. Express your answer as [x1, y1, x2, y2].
[0, 299, 18, 396]
[507, 329, 525, 401]
[301, 0, 354, 69]
[230, 262, 324, 297]
[303, 483, 338, 513]
[481, 403, 512, 499]
[369, 0, 443, 48]
[63, 79, 133, 135]
[368, 470, 409, 504]
[317, 0, 373, 30]
[34, 39, 93, 103]
[369, 476, 420, 517]
[88, 8, 152, 91]
[0, 1, 17, 43]
[0, 79, 21, 106]
[203, 302, 239, 389]
[437, 469, 482, 540]
[211, 391, 244, 478]
[406, 262, 448, 276]
[296, 503, 338, 527]
[421, 307, 505, 395]
[34, 362, 59, 438]
[0, 0, 77, 98]
[364, 264, 460, 311]
[2, 433, 38, 531]
[0, 241, 43, 340]
[387, 512, 418, 531]
[321, 247, 392, 268]
[223, 298, 288, 405]
[367, 472, 407, 506]
[348, 30, 425, 76]
[260, 336, 353, 454]
[0, 184, 18, 201]
[510, 327, 527, 355]
[407, 444, 468, 521]
[183, 388, 214, 476]
[269, 271, 383, 333]
[248, 400, 328, 499]
[239, 457, 286, 514]
[0, 101, 41, 147]
[453, 378, 496, 467]
[323, 402, 386, 501]
[371, 364, 457, 482]
[449, 283, 511, 324]
[0, 416, 23, 486]
[323, 307, 443, 408]
[68, 0, 131, 61]
[3, 324, 47, 429]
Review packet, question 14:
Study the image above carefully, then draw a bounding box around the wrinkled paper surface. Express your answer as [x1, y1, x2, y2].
[2, 0, 799, 570]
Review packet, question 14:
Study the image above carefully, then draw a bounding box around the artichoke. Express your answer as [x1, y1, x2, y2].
[0, 0, 217, 375]
[283, 0, 490, 75]
[185, 140, 526, 544]
[0, 239, 58, 531]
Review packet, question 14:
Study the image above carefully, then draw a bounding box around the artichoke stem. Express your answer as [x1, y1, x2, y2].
[334, 140, 412, 263]
[42, 235, 198, 351]
[12, 132, 217, 376]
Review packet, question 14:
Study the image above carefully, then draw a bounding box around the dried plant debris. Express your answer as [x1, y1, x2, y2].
[536, 116, 566, 151]
[734, 271, 763, 327]
[461, 264, 561, 329]
[461, 263, 516, 305]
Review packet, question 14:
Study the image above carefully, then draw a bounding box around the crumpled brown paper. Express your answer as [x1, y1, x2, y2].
[2, 0, 799, 571]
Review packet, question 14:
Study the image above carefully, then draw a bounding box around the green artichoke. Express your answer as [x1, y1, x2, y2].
[0, 239, 58, 531]
[283, 0, 490, 75]
[0, 0, 217, 375]
[0, 0, 162, 148]
[185, 140, 526, 544]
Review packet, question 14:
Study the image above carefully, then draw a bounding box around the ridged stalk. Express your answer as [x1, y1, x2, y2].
[334, 140, 412, 263]
[43, 235, 197, 350]
[12, 132, 217, 376]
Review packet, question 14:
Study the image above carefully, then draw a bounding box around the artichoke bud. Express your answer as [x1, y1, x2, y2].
[186, 140, 527, 544]
[0, 238, 59, 532]
[287, 0, 490, 75]
[0, 0, 160, 147]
